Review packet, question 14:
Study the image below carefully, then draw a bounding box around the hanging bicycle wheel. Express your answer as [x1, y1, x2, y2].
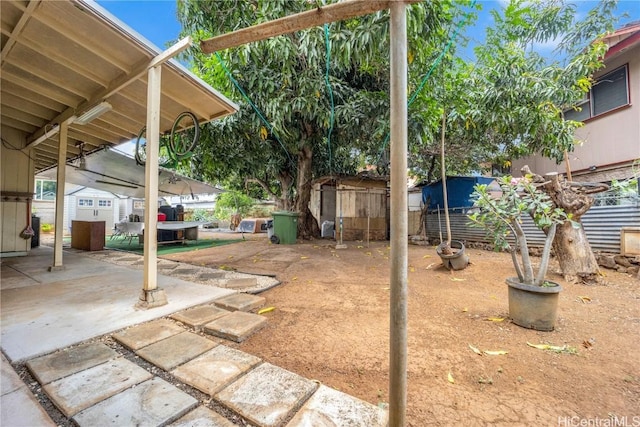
[134, 126, 147, 166]
[135, 126, 176, 168]
[169, 111, 199, 158]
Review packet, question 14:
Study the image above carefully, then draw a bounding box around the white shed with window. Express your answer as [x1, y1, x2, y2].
[67, 187, 119, 234]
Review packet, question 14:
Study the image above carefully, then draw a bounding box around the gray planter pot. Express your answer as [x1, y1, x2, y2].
[436, 240, 469, 271]
[506, 277, 562, 331]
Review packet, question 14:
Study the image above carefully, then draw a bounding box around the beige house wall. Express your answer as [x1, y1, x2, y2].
[1, 126, 35, 256]
[513, 44, 640, 179]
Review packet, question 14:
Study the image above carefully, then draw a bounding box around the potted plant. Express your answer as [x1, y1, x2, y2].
[468, 175, 571, 331]
[435, 112, 469, 270]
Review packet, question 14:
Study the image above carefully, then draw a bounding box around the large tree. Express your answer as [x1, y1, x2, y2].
[446, 0, 617, 283]
[176, 0, 472, 238]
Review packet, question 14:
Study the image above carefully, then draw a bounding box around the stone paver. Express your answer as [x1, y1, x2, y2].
[136, 331, 218, 370]
[112, 318, 184, 350]
[26, 342, 118, 385]
[216, 362, 318, 427]
[43, 358, 152, 417]
[1, 385, 56, 427]
[168, 405, 237, 427]
[171, 305, 231, 329]
[203, 311, 267, 342]
[1, 354, 25, 395]
[1, 354, 56, 427]
[72, 377, 197, 427]
[214, 293, 266, 312]
[172, 345, 261, 395]
[223, 278, 258, 290]
[286, 384, 388, 427]
[198, 271, 227, 280]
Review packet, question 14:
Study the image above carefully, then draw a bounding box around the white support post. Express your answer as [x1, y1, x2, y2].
[389, 2, 408, 426]
[49, 121, 68, 271]
[137, 64, 167, 308]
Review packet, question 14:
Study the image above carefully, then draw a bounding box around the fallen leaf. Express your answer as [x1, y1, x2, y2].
[228, 256, 234, 259]
[365, 251, 372, 256]
[300, 256, 309, 259]
[527, 342, 567, 352]
[382, 287, 390, 291]
[577, 296, 592, 303]
[486, 317, 505, 322]
[410, 267, 415, 272]
[258, 307, 275, 314]
[357, 245, 364, 249]
[462, 307, 468, 312]
[527, 342, 550, 350]
[447, 372, 455, 384]
[422, 255, 432, 259]
[483, 350, 508, 356]
[451, 277, 465, 282]
[426, 263, 435, 270]
[468, 344, 482, 355]
[292, 277, 298, 281]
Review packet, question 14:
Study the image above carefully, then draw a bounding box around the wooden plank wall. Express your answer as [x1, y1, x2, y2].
[1, 127, 34, 255]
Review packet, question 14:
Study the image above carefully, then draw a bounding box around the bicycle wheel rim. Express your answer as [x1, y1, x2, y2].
[169, 111, 199, 157]
[134, 126, 147, 166]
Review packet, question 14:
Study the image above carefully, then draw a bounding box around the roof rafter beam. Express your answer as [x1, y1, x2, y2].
[1, 0, 41, 66]
[200, 0, 420, 53]
[24, 36, 193, 151]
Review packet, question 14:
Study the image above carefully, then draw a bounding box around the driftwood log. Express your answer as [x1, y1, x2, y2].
[521, 165, 609, 284]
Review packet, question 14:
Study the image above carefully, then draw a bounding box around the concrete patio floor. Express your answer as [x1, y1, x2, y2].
[1, 246, 388, 426]
[1, 246, 234, 363]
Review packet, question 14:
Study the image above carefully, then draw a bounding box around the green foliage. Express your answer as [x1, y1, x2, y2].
[189, 208, 214, 222]
[469, 176, 568, 252]
[469, 175, 571, 285]
[176, 0, 459, 206]
[449, 0, 617, 166]
[213, 191, 255, 220]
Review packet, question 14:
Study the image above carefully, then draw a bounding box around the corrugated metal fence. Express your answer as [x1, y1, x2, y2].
[424, 203, 639, 253]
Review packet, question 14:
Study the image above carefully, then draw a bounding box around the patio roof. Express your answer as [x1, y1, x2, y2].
[1, 0, 238, 173]
[38, 147, 222, 199]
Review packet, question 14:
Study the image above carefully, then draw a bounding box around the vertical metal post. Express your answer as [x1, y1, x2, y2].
[389, 2, 408, 426]
[138, 64, 167, 308]
[50, 122, 68, 270]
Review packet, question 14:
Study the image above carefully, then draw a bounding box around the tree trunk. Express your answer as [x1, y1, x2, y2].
[521, 166, 602, 284]
[552, 220, 600, 284]
[294, 144, 320, 239]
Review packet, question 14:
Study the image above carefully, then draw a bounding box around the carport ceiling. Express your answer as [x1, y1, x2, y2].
[1, 0, 237, 173]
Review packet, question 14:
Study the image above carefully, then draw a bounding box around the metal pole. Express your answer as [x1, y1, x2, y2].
[389, 2, 408, 426]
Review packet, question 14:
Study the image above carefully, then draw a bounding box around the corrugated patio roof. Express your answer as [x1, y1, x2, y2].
[1, 0, 237, 172]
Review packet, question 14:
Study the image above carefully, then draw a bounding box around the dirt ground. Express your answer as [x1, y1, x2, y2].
[163, 231, 639, 426]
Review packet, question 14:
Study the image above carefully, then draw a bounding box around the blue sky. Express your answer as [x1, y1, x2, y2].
[97, 0, 639, 62]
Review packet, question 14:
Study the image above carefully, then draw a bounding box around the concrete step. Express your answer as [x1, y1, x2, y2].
[136, 331, 218, 370]
[171, 304, 231, 330]
[72, 377, 197, 426]
[172, 345, 261, 395]
[214, 293, 266, 312]
[203, 311, 267, 343]
[215, 362, 318, 427]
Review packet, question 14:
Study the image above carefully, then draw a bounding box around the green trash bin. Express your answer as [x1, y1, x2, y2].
[271, 211, 298, 244]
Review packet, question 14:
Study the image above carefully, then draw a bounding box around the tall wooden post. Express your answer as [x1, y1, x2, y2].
[389, 2, 408, 425]
[137, 64, 167, 308]
[49, 122, 68, 271]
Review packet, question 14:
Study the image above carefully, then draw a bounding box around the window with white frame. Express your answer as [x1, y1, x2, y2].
[78, 198, 94, 207]
[564, 64, 629, 121]
[34, 179, 57, 200]
[98, 199, 112, 207]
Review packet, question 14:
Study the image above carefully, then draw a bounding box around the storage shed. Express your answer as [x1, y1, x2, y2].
[310, 174, 389, 241]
